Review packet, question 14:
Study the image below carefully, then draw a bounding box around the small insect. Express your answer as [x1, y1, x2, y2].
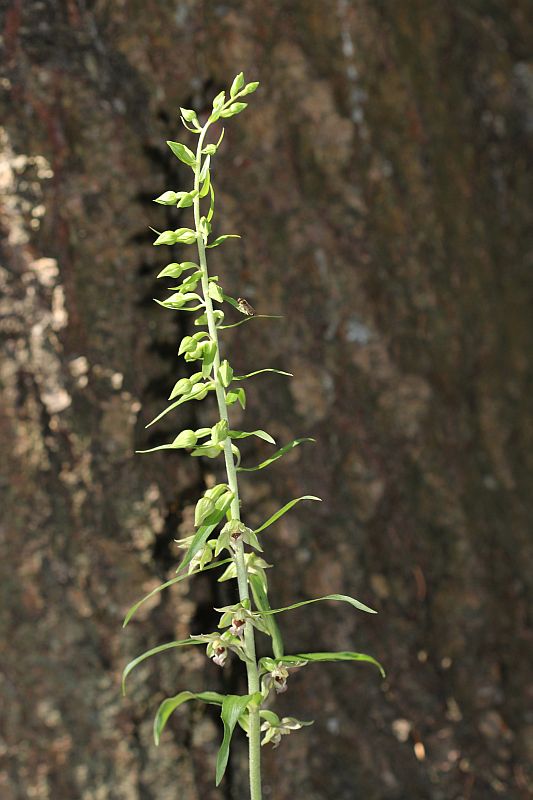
[237, 297, 255, 316]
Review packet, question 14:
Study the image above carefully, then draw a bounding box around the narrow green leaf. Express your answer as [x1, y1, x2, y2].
[136, 443, 182, 454]
[199, 155, 210, 182]
[166, 140, 196, 167]
[154, 691, 226, 745]
[269, 652, 385, 678]
[123, 559, 232, 627]
[199, 169, 211, 198]
[216, 694, 260, 785]
[229, 430, 276, 445]
[145, 383, 213, 428]
[219, 314, 282, 330]
[254, 496, 322, 534]
[122, 639, 199, 694]
[234, 368, 293, 380]
[254, 593, 377, 617]
[206, 234, 241, 249]
[249, 573, 284, 659]
[237, 437, 314, 472]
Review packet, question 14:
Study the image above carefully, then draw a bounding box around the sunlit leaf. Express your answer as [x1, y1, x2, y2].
[237, 438, 314, 472]
[207, 234, 241, 249]
[219, 314, 282, 330]
[253, 593, 377, 617]
[234, 368, 292, 380]
[166, 140, 196, 167]
[254, 496, 321, 534]
[229, 429, 275, 445]
[249, 573, 284, 659]
[145, 383, 213, 428]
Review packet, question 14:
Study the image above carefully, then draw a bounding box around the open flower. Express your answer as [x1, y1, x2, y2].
[191, 630, 245, 667]
[260, 714, 313, 748]
[265, 663, 290, 694]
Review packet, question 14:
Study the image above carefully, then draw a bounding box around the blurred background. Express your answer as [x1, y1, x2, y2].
[0, 1, 532, 799]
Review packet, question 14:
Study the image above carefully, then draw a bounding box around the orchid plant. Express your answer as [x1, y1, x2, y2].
[122, 73, 384, 800]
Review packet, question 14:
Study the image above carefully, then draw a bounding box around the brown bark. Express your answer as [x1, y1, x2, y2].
[0, 1, 531, 798]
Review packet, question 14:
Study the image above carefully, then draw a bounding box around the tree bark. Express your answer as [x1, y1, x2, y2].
[0, 1, 531, 798]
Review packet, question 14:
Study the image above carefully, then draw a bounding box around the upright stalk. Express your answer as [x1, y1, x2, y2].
[124, 74, 384, 799]
[193, 122, 262, 800]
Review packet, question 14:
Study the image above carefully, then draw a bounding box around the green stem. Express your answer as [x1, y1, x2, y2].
[193, 120, 262, 800]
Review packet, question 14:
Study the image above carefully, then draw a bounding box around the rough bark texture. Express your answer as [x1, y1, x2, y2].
[0, 2, 532, 799]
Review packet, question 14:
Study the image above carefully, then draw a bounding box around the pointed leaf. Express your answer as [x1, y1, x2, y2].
[254, 496, 322, 534]
[253, 593, 377, 617]
[122, 639, 199, 694]
[136, 443, 183, 454]
[123, 559, 233, 627]
[229, 430, 276, 445]
[249, 573, 284, 659]
[237, 438, 314, 472]
[167, 140, 196, 167]
[207, 234, 241, 249]
[269, 652, 385, 678]
[154, 691, 226, 745]
[219, 314, 282, 330]
[145, 383, 213, 428]
[234, 368, 293, 380]
[216, 694, 260, 785]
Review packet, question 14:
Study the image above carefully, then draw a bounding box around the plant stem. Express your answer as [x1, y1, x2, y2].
[193, 121, 262, 800]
